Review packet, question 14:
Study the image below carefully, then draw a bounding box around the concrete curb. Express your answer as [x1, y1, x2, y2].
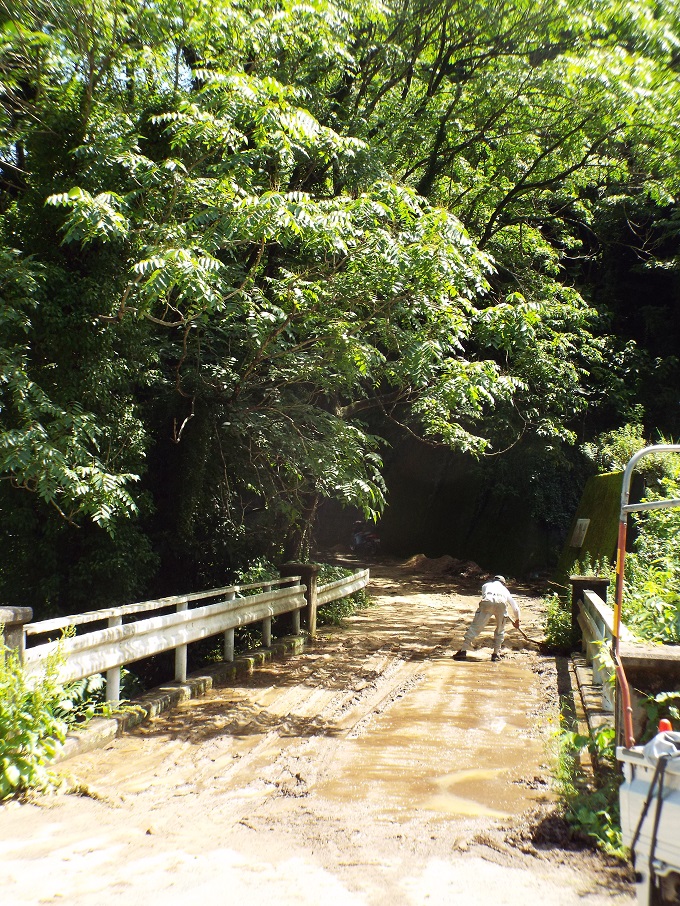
[562, 654, 614, 775]
[56, 634, 308, 763]
[571, 653, 615, 736]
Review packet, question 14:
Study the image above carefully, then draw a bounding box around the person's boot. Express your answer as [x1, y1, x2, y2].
[452, 649, 467, 660]
[490, 651, 501, 662]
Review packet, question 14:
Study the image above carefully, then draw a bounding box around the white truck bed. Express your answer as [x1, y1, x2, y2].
[617, 746, 680, 904]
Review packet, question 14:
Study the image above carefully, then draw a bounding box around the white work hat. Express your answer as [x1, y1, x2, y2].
[494, 575, 506, 584]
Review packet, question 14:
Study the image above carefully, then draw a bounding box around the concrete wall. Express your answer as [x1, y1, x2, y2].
[316, 436, 562, 577]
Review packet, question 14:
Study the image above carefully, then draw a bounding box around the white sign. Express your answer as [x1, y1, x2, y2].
[570, 518, 590, 547]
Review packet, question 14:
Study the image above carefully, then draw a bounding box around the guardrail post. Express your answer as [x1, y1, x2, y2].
[0, 606, 33, 664]
[224, 591, 235, 662]
[275, 572, 301, 636]
[262, 583, 272, 646]
[570, 575, 609, 633]
[262, 616, 272, 647]
[280, 562, 319, 638]
[175, 601, 188, 682]
[106, 615, 122, 702]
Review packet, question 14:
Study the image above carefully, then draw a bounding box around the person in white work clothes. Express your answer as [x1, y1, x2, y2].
[452, 575, 520, 662]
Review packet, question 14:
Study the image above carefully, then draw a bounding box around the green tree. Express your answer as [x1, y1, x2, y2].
[2, 0, 680, 607]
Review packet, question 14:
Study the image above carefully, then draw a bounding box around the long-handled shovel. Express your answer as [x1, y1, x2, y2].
[514, 623, 550, 653]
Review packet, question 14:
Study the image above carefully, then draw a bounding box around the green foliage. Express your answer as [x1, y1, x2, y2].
[567, 425, 680, 645]
[54, 672, 107, 724]
[235, 560, 372, 627]
[622, 459, 680, 644]
[316, 563, 372, 626]
[543, 593, 576, 653]
[554, 725, 625, 858]
[623, 557, 680, 645]
[3, 0, 680, 606]
[641, 691, 680, 741]
[0, 249, 141, 529]
[571, 555, 614, 580]
[55, 669, 143, 725]
[0, 641, 66, 799]
[582, 420, 648, 475]
[235, 559, 280, 586]
[582, 421, 676, 486]
[316, 0, 680, 447]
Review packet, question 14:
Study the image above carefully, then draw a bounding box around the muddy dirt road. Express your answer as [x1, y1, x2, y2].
[1, 561, 634, 905]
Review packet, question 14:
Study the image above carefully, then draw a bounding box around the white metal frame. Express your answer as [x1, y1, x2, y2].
[613, 444, 680, 747]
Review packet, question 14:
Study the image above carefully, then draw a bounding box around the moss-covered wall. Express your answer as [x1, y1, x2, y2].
[555, 471, 623, 580]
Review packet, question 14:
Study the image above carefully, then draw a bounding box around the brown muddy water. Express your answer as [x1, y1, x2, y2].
[318, 654, 553, 821]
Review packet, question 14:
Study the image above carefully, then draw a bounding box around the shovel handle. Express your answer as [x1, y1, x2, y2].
[516, 625, 543, 647]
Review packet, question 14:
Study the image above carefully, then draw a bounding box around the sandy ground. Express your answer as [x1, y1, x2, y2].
[0, 559, 635, 905]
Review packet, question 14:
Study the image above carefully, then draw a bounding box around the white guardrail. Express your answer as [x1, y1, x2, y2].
[316, 570, 371, 606]
[577, 589, 634, 711]
[23, 568, 370, 701]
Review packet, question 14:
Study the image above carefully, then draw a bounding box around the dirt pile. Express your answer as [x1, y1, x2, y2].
[400, 553, 489, 578]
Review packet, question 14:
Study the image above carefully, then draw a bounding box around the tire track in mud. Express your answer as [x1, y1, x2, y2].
[1, 562, 637, 906]
[52, 571, 530, 813]
[177, 645, 428, 805]
[55, 632, 428, 814]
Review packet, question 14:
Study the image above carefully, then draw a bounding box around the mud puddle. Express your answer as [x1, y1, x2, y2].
[317, 653, 553, 820]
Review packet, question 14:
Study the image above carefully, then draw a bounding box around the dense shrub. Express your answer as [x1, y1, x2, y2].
[623, 466, 680, 644]
[0, 642, 67, 799]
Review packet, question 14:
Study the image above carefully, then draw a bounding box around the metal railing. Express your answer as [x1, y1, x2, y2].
[21, 568, 370, 702]
[316, 569, 370, 606]
[578, 589, 634, 711]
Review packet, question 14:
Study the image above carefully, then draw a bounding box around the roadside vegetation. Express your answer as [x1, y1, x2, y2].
[553, 687, 680, 859]
[553, 724, 625, 857]
[545, 423, 680, 650]
[0, 631, 147, 800]
[177, 557, 373, 673]
[546, 425, 680, 855]
[2, 0, 680, 619]
[0, 640, 66, 799]
[623, 467, 680, 647]
[581, 423, 680, 645]
[236, 559, 372, 631]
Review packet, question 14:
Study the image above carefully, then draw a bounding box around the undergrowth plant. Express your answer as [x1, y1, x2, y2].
[543, 593, 576, 653]
[641, 691, 680, 739]
[623, 556, 680, 645]
[1, 628, 146, 800]
[55, 669, 143, 726]
[0, 640, 67, 800]
[571, 555, 613, 579]
[584, 428, 680, 644]
[227, 559, 372, 646]
[622, 450, 679, 648]
[315, 563, 372, 626]
[553, 724, 625, 858]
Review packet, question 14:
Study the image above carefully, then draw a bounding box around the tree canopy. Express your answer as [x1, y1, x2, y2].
[1, 0, 679, 608]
